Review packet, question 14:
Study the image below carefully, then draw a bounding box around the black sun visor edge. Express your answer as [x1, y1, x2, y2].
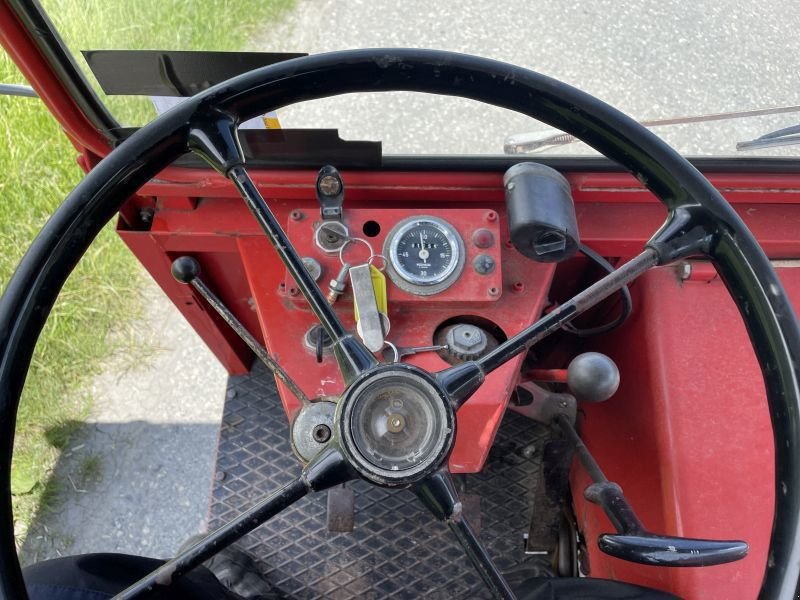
[82, 50, 308, 97]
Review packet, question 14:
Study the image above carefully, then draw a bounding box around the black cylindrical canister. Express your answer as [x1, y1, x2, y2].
[503, 162, 580, 263]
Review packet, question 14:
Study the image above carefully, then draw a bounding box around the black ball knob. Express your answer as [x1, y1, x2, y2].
[566, 352, 620, 403]
[171, 256, 200, 284]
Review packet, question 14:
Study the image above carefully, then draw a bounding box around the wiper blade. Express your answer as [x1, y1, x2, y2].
[736, 124, 800, 151]
[505, 104, 800, 154]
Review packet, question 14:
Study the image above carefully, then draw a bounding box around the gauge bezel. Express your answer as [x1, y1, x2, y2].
[383, 216, 466, 296]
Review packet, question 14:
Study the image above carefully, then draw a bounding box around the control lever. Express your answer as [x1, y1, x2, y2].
[171, 256, 310, 405]
[554, 414, 748, 567]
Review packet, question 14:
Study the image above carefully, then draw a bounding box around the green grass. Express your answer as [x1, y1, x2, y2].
[1, 0, 293, 543]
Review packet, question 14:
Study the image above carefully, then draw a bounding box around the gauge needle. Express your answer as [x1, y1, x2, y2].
[418, 231, 429, 262]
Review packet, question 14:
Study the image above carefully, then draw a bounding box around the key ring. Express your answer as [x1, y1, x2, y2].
[370, 253, 387, 271]
[381, 341, 400, 363]
[339, 236, 375, 267]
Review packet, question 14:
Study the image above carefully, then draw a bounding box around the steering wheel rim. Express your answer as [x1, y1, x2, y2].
[1, 48, 798, 599]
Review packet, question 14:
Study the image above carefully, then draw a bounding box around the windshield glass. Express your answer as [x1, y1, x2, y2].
[41, 0, 800, 157]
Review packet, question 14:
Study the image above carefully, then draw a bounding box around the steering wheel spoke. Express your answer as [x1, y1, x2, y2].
[414, 468, 517, 600]
[112, 446, 353, 599]
[437, 248, 659, 410]
[647, 205, 717, 264]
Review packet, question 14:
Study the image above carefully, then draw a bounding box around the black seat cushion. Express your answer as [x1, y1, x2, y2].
[23, 553, 679, 600]
[510, 570, 678, 599]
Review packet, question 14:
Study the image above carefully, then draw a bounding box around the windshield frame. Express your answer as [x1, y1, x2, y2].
[4, 0, 800, 173]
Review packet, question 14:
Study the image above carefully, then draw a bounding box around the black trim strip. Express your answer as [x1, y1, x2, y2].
[83, 50, 307, 97]
[143, 151, 800, 174]
[380, 155, 800, 174]
[116, 128, 383, 169]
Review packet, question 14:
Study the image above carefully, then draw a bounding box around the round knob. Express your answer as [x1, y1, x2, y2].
[566, 352, 620, 403]
[171, 256, 200, 284]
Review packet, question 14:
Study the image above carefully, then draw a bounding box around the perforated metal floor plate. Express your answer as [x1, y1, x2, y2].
[210, 363, 552, 599]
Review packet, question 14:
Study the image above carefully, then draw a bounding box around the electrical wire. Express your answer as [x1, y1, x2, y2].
[562, 244, 633, 337]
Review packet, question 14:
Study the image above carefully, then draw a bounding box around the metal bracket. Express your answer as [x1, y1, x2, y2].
[509, 382, 577, 425]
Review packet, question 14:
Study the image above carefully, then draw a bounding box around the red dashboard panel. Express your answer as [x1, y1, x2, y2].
[282, 208, 503, 306]
[118, 185, 557, 473]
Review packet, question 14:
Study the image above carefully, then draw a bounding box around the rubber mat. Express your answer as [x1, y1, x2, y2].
[210, 362, 554, 599]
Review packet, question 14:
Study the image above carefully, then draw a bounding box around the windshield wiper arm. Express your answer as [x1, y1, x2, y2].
[505, 104, 800, 154]
[736, 124, 800, 151]
[0, 84, 37, 98]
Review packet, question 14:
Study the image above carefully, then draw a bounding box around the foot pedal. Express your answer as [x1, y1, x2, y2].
[326, 484, 354, 532]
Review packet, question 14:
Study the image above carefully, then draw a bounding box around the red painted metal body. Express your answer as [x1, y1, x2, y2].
[568, 265, 798, 599]
[3, 8, 800, 597]
[117, 173, 800, 600]
[0, 4, 110, 158]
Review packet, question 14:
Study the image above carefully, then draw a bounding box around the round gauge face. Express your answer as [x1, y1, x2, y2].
[386, 217, 464, 292]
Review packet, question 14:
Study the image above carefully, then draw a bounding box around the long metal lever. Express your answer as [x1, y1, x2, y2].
[555, 414, 748, 567]
[171, 256, 310, 405]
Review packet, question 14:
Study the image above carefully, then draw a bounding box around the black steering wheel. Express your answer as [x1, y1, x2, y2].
[1, 49, 799, 600]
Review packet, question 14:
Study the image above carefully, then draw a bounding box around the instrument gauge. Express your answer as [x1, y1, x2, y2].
[384, 216, 465, 295]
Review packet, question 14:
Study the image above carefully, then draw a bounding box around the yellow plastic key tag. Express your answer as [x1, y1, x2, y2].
[370, 265, 388, 315]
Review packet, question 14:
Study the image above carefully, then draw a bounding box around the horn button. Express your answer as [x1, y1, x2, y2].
[337, 366, 455, 486]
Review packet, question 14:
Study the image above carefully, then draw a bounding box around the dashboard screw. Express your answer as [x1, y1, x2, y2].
[485, 210, 498, 222]
[488, 286, 500, 297]
[513, 282, 525, 293]
[312, 424, 332, 443]
[290, 209, 304, 221]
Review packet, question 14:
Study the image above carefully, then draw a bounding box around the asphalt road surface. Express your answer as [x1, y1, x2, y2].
[262, 0, 800, 157]
[23, 0, 800, 563]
